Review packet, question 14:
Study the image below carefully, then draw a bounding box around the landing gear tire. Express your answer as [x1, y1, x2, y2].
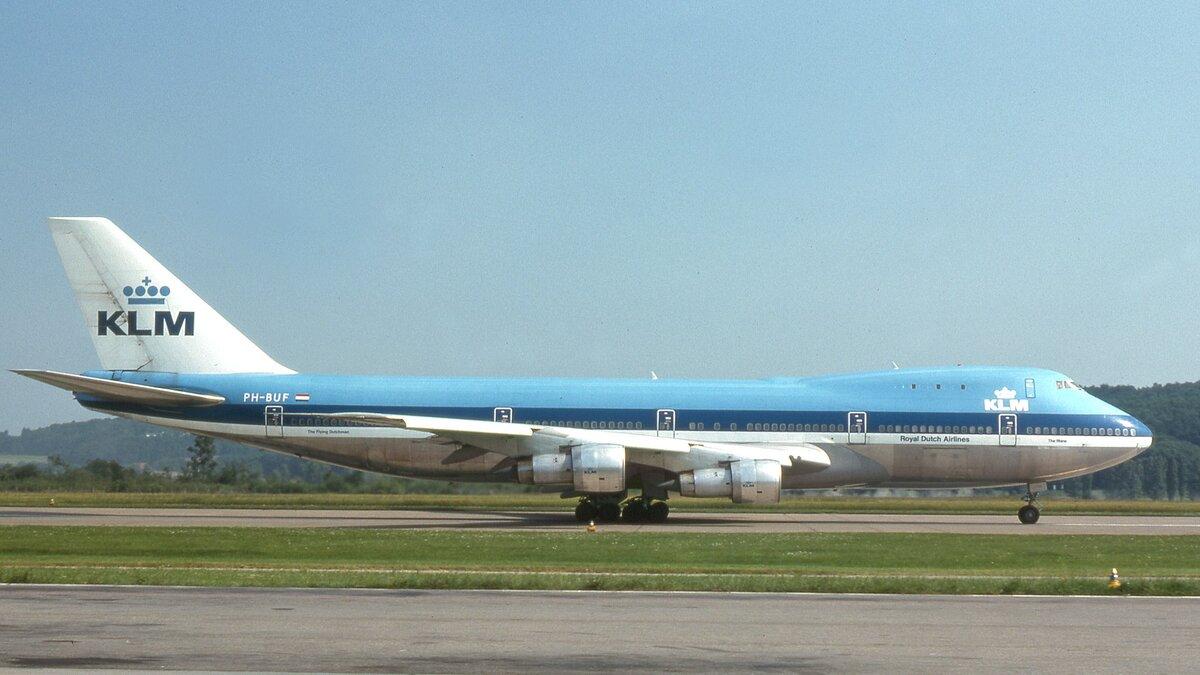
[1018, 505, 1040, 524]
[575, 500, 598, 523]
[646, 501, 670, 523]
[597, 501, 622, 523]
[622, 499, 648, 523]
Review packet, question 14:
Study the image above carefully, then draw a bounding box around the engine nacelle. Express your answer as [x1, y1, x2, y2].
[516, 452, 573, 485]
[572, 443, 626, 493]
[516, 444, 626, 493]
[679, 459, 782, 504]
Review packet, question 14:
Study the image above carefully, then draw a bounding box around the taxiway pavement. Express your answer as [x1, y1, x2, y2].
[0, 585, 1195, 672]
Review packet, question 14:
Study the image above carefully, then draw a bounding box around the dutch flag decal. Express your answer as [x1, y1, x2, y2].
[295, 393, 310, 402]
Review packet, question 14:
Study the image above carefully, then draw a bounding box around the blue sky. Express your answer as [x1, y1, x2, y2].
[2, 2, 1199, 432]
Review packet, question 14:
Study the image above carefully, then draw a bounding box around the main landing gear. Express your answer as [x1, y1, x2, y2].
[1018, 483, 1045, 524]
[574, 496, 669, 523]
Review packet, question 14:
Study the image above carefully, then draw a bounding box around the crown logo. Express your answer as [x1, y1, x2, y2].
[994, 387, 1017, 400]
[123, 276, 171, 306]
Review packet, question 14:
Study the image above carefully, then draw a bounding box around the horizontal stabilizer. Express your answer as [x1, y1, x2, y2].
[12, 370, 225, 407]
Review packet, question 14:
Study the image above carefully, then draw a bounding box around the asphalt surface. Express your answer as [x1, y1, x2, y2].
[0, 585, 1195, 673]
[2, 506, 1200, 534]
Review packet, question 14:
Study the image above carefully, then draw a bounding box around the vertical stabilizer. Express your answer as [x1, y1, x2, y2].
[47, 217, 293, 374]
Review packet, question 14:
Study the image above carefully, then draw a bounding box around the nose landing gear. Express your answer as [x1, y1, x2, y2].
[1017, 483, 1045, 524]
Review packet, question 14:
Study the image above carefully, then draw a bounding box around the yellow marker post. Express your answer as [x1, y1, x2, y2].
[1108, 568, 1121, 589]
[586, 520, 597, 533]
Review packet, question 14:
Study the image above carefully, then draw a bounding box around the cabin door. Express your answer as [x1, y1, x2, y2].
[494, 407, 513, 423]
[848, 411, 867, 444]
[999, 414, 1017, 447]
[657, 409, 676, 437]
[265, 405, 284, 438]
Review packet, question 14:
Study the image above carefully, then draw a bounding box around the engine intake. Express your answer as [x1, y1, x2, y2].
[516, 444, 626, 493]
[679, 459, 781, 504]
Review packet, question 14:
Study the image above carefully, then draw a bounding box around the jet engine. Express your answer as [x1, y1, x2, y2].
[516, 443, 626, 493]
[678, 459, 781, 504]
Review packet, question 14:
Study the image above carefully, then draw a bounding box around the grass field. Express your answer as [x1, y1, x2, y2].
[2, 491, 1200, 515]
[2, 526, 1198, 595]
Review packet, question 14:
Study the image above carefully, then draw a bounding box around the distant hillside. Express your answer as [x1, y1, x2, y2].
[0, 418, 325, 479]
[1, 380, 1198, 497]
[1082, 382, 1200, 499]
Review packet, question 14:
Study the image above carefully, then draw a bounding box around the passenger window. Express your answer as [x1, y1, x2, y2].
[688, 422, 695, 430]
[986, 426, 993, 434]
[731, 423, 738, 431]
[771, 423, 779, 431]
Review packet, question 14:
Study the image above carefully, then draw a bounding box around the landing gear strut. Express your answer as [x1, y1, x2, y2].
[1018, 483, 1043, 524]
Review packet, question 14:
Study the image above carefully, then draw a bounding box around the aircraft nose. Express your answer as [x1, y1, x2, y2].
[1127, 413, 1154, 448]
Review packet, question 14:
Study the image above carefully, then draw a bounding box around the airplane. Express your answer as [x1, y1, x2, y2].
[15, 217, 1153, 524]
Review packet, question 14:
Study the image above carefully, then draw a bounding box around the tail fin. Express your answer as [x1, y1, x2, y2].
[48, 217, 293, 374]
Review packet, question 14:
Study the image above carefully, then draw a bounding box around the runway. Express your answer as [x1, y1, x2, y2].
[0, 585, 1195, 672]
[2, 506, 1200, 534]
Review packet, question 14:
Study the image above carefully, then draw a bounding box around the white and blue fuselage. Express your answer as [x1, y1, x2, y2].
[77, 365, 1150, 490]
[17, 217, 1152, 521]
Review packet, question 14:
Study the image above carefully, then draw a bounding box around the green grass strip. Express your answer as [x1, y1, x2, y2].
[2, 526, 1198, 595]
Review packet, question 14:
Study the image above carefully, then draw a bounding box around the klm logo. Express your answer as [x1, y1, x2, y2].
[123, 277, 170, 305]
[984, 387, 1029, 412]
[98, 278, 193, 336]
[98, 310, 194, 336]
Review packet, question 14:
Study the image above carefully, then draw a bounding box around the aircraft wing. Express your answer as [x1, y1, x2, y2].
[320, 412, 831, 469]
[12, 369, 226, 407]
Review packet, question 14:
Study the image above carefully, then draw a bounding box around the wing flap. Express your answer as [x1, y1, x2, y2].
[12, 369, 225, 407]
[321, 412, 535, 437]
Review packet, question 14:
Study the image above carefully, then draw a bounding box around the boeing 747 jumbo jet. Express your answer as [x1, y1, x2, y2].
[16, 218, 1152, 523]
